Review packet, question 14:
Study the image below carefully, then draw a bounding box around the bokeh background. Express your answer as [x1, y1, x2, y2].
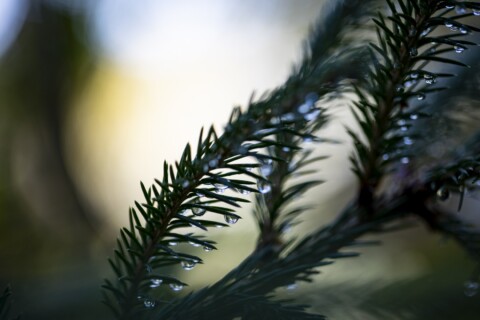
[0, 0, 479, 319]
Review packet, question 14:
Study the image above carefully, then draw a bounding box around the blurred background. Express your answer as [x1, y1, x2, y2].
[0, 0, 479, 319]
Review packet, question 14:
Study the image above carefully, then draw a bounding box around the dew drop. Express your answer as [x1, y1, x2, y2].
[192, 198, 206, 216]
[454, 46, 465, 53]
[410, 72, 419, 79]
[181, 260, 196, 271]
[303, 136, 314, 143]
[168, 241, 178, 246]
[420, 27, 431, 37]
[203, 246, 213, 252]
[417, 93, 426, 101]
[239, 188, 251, 195]
[225, 214, 239, 224]
[260, 162, 273, 177]
[436, 186, 450, 201]
[397, 119, 406, 126]
[449, 25, 458, 31]
[298, 102, 311, 114]
[400, 157, 410, 164]
[150, 279, 163, 288]
[286, 283, 297, 290]
[400, 126, 408, 132]
[209, 158, 219, 168]
[144, 299, 156, 308]
[169, 283, 184, 292]
[460, 28, 469, 34]
[258, 180, 272, 194]
[214, 183, 228, 193]
[424, 74, 436, 85]
[445, 4, 455, 9]
[410, 114, 419, 120]
[281, 113, 295, 122]
[382, 154, 390, 161]
[464, 281, 479, 297]
[444, 21, 453, 28]
[409, 47, 418, 57]
[403, 137, 414, 145]
[282, 146, 291, 152]
[404, 80, 416, 88]
[304, 109, 321, 121]
[189, 241, 201, 247]
[456, 6, 467, 14]
[474, 9, 480, 16]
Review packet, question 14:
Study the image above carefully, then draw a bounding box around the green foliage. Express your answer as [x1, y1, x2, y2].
[99, 0, 480, 319]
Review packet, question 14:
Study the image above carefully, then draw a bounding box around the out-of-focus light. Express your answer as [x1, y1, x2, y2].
[0, 0, 28, 59]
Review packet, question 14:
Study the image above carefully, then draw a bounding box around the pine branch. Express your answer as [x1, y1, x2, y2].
[350, 0, 480, 213]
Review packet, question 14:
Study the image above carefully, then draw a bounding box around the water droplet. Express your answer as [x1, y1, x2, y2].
[168, 241, 178, 246]
[410, 72, 419, 79]
[209, 158, 218, 168]
[403, 137, 414, 145]
[400, 126, 408, 132]
[144, 299, 156, 308]
[239, 188, 251, 195]
[281, 113, 295, 122]
[464, 281, 479, 297]
[286, 283, 297, 290]
[445, 4, 455, 9]
[298, 102, 311, 114]
[436, 186, 450, 201]
[303, 136, 314, 143]
[181, 180, 189, 188]
[192, 199, 206, 216]
[424, 74, 436, 85]
[150, 279, 163, 288]
[444, 21, 453, 28]
[382, 154, 390, 161]
[189, 241, 201, 247]
[456, 6, 467, 14]
[460, 27, 469, 34]
[214, 182, 228, 193]
[474, 9, 480, 16]
[410, 114, 418, 120]
[181, 260, 196, 271]
[282, 146, 291, 152]
[203, 246, 213, 252]
[397, 119, 406, 126]
[169, 283, 184, 292]
[404, 80, 416, 88]
[454, 46, 465, 53]
[420, 27, 431, 37]
[417, 93, 426, 100]
[258, 180, 272, 194]
[260, 162, 273, 177]
[202, 164, 209, 173]
[304, 108, 321, 121]
[400, 157, 410, 164]
[449, 25, 458, 31]
[225, 214, 239, 224]
[409, 47, 418, 57]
